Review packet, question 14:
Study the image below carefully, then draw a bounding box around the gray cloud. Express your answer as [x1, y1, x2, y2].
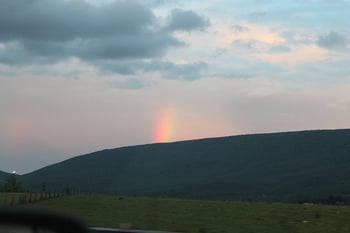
[231, 24, 248, 32]
[0, 0, 155, 41]
[165, 9, 209, 32]
[317, 31, 348, 49]
[77, 34, 181, 60]
[0, 0, 211, 80]
[109, 78, 151, 90]
[232, 40, 255, 49]
[268, 45, 291, 53]
[0, 0, 183, 66]
[144, 61, 208, 80]
[99, 60, 208, 81]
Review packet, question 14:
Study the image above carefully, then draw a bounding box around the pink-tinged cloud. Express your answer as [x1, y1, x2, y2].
[222, 22, 285, 45]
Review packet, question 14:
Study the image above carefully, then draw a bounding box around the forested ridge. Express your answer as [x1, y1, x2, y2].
[10, 129, 350, 202]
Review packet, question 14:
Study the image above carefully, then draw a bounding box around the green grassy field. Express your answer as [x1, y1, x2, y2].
[0, 192, 30, 205]
[0, 192, 61, 206]
[12, 194, 349, 233]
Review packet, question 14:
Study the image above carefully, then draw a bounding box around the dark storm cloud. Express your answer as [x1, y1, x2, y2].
[317, 31, 348, 49]
[165, 9, 209, 32]
[0, 0, 184, 65]
[0, 0, 154, 41]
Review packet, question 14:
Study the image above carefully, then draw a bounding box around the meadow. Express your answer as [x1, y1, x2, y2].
[0, 192, 62, 206]
[4, 194, 348, 233]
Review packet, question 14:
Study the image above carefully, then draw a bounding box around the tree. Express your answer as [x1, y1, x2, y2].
[63, 184, 71, 195]
[42, 182, 46, 193]
[3, 174, 22, 192]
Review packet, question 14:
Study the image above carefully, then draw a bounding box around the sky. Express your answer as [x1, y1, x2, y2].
[0, 0, 349, 174]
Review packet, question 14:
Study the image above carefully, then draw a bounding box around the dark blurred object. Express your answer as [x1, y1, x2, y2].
[90, 227, 181, 233]
[0, 207, 89, 233]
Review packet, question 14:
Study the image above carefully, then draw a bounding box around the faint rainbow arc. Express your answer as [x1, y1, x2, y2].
[153, 107, 176, 143]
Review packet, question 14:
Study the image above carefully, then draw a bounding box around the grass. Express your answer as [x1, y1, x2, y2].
[17, 194, 350, 233]
[0, 192, 29, 205]
[0, 192, 62, 206]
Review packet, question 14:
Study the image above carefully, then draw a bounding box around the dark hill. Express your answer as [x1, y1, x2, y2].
[0, 171, 10, 183]
[20, 129, 350, 202]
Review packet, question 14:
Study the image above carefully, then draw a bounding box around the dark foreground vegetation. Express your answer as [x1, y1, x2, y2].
[0, 174, 72, 206]
[8, 194, 350, 233]
[0, 173, 22, 193]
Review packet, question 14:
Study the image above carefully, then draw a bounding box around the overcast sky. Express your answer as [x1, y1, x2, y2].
[1, 0, 349, 174]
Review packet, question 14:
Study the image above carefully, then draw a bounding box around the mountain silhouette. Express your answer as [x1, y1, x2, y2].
[19, 129, 350, 201]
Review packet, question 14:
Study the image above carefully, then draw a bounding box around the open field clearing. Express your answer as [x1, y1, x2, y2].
[19, 194, 350, 233]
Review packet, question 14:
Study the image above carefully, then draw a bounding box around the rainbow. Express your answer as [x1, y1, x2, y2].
[153, 107, 176, 143]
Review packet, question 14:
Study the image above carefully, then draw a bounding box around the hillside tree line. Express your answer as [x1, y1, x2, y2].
[0, 174, 22, 192]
